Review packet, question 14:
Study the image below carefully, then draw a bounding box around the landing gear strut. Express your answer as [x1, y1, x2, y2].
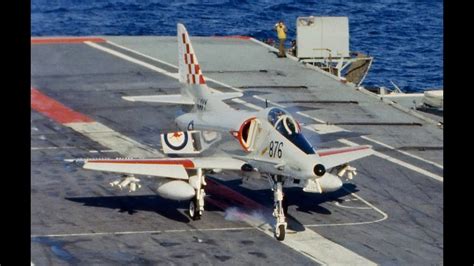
[269, 175, 287, 241]
[188, 168, 206, 220]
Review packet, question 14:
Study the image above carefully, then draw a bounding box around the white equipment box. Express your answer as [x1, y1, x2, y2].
[296, 16, 350, 59]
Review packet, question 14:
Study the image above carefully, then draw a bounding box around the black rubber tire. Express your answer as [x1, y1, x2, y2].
[274, 224, 286, 241]
[188, 199, 201, 221]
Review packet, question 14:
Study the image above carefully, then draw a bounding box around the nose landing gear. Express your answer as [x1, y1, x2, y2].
[269, 175, 287, 241]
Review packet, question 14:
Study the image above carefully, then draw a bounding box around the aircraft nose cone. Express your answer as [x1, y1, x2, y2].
[313, 164, 326, 177]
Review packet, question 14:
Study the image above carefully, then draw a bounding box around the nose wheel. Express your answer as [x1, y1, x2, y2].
[269, 175, 287, 241]
[274, 224, 286, 241]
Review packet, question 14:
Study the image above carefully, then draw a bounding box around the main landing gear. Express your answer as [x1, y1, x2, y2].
[188, 168, 206, 220]
[269, 175, 287, 241]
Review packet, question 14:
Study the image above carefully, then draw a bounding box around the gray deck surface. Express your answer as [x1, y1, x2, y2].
[31, 36, 443, 265]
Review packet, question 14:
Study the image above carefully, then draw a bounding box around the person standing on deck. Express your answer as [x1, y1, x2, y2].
[274, 20, 288, 58]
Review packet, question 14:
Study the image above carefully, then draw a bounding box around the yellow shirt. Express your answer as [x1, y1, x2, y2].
[276, 24, 287, 40]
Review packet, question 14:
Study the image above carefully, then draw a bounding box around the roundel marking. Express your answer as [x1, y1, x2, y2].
[164, 132, 189, 151]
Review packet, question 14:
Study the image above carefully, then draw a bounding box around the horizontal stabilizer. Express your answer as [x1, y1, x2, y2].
[317, 145, 374, 169]
[122, 94, 194, 105]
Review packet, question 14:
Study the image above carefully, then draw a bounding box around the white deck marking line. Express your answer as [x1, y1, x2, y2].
[31, 146, 76, 150]
[305, 124, 347, 135]
[240, 216, 375, 265]
[89, 149, 116, 153]
[338, 138, 443, 182]
[306, 187, 388, 227]
[232, 98, 262, 110]
[83, 42, 377, 264]
[31, 226, 256, 238]
[333, 201, 372, 210]
[296, 111, 327, 124]
[31, 147, 116, 153]
[106, 40, 180, 70]
[252, 95, 286, 108]
[105, 40, 243, 93]
[85, 41, 180, 80]
[65, 122, 162, 158]
[361, 135, 443, 169]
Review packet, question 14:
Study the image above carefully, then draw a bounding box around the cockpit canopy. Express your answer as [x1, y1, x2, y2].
[267, 108, 315, 154]
[267, 108, 300, 135]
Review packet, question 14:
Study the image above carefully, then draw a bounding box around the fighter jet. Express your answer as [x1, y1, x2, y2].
[68, 24, 374, 241]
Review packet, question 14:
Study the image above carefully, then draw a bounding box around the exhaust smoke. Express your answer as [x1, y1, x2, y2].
[224, 207, 272, 225]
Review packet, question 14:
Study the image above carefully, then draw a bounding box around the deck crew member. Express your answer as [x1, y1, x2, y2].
[274, 20, 288, 57]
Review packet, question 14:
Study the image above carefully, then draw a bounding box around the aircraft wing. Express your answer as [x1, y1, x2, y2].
[317, 145, 374, 169]
[67, 157, 247, 179]
[122, 94, 194, 105]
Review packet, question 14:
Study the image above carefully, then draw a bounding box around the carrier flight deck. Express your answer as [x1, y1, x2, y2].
[31, 35, 443, 265]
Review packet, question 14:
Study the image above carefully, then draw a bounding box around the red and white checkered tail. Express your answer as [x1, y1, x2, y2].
[177, 23, 207, 86]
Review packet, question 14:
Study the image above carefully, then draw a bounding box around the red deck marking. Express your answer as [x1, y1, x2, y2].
[318, 146, 369, 157]
[87, 159, 195, 169]
[31, 37, 106, 45]
[204, 197, 229, 210]
[205, 178, 265, 211]
[31, 88, 94, 124]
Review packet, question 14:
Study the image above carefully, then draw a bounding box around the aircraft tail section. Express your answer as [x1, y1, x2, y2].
[177, 23, 235, 111]
[124, 24, 239, 111]
[178, 23, 207, 88]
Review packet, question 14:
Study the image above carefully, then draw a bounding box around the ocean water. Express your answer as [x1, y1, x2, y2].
[31, 0, 443, 92]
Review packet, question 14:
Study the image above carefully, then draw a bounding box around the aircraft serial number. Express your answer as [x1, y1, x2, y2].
[197, 99, 208, 110]
[269, 141, 283, 158]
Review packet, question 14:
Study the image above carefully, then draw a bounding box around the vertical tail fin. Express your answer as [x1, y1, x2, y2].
[177, 23, 207, 86]
[122, 25, 241, 110]
[177, 23, 238, 112]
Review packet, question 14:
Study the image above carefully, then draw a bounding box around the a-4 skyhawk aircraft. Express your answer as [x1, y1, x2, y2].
[68, 23, 374, 241]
